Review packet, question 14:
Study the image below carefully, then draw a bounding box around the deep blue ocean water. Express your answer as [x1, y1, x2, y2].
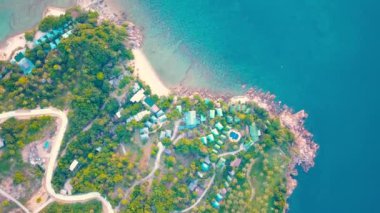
[115, 1, 380, 212]
[1, 0, 380, 212]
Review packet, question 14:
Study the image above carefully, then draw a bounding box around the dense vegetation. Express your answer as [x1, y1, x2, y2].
[0, 9, 297, 212]
[0, 117, 53, 176]
[0, 117, 53, 212]
[41, 200, 102, 213]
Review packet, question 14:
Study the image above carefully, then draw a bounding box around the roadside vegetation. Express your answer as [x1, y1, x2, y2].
[41, 200, 102, 213]
[0, 9, 295, 212]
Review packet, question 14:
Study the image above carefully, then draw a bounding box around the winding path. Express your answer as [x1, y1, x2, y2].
[116, 142, 165, 210]
[0, 108, 113, 213]
[0, 188, 30, 213]
[179, 173, 216, 213]
[218, 144, 245, 158]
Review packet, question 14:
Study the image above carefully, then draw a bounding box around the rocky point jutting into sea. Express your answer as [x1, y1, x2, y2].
[79, 0, 318, 206]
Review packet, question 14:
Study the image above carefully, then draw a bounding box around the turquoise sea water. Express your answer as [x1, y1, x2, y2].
[0, 0, 74, 42]
[1, 0, 380, 212]
[113, 1, 380, 212]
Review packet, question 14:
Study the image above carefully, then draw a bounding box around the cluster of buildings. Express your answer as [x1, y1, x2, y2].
[211, 158, 242, 208]
[0, 137, 4, 149]
[116, 83, 168, 142]
[178, 100, 263, 209]
[10, 21, 74, 75]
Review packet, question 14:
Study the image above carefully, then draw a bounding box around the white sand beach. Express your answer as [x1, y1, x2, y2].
[0, 33, 26, 61]
[0, 6, 66, 61]
[132, 49, 171, 96]
[43, 6, 66, 17]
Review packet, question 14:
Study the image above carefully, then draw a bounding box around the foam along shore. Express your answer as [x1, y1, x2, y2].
[43, 6, 66, 17]
[0, 6, 66, 62]
[132, 49, 171, 96]
[0, 33, 26, 61]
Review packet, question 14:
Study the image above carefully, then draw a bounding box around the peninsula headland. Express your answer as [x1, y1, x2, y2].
[0, 1, 318, 212]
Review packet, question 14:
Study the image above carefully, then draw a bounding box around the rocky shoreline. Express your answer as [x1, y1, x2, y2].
[172, 86, 319, 201]
[77, 0, 143, 48]
[77, 0, 318, 208]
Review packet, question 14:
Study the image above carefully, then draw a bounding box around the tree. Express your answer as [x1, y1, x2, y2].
[25, 31, 35, 41]
[162, 138, 172, 147]
[13, 171, 26, 184]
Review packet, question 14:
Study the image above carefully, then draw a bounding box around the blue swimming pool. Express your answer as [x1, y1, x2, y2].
[229, 131, 239, 140]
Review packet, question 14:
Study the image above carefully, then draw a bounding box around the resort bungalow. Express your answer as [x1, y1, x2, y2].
[176, 105, 182, 113]
[69, 159, 79, 172]
[156, 110, 164, 117]
[49, 42, 57, 50]
[144, 97, 155, 108]
[130, 89, 146, 103]
[216, 193, 224, 202]
[149, 104, 160, 114]
[134, 110, 151, 122]
[159, 131, 166, 140]
[0, 138, 4, 149]
[116, 110, 122, 118]
[150, 115, 158, 123]
[214, 144, 221, 150]
[188, 179, 199, 191]
[250, 123, 260, 142]
[158, 114, 167, 123]
[165, 130, 172, 138]
[216, 108, 223, 117]
[215, 122, 224, 131]
[200, 115, 207, 122]
[211, 128, 219, 136]
[132, 82, 141, 93]
[184, 110, 197, 128]
[207, 134, 215, 143]
[201, 162, 210, 172]
[230, 158, 242, 168]
[18, 58, 35, 74]
[226, 115, 233, 124]
[140, 133, 149, 142]
[211, 200, 220, 209]
[209, 109, 215, 119]
[140, 127, 150, 141]
[216, 158, 226, 169]
[200, 137, 207, 145]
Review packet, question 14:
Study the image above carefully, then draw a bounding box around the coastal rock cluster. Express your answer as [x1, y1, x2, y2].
[81, 0, 318, 206]
[172, 86, 319, 198]
[78, 0, 143, 48]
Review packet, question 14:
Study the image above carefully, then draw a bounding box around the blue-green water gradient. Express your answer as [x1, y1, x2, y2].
[1, 0, 380, 211]
[114, 0, 380, 212]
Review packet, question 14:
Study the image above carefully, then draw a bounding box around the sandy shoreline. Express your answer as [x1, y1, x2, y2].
[132, 49, 171, 96]
[0, 6, 67, 61]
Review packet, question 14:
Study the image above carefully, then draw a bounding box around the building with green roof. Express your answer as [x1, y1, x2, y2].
[185, 110, 197, 128]
[201, 162, 210, 172]
[216, 193, 223, 202]
[14, 52, 24, 62]
[200, 137, 207, 145]
[211, 200, 220, 209]
[209, 109, 215, 119]
[207, 134, 215, 142]
[216, 108, 223, 117]
[250, 123, 260, 142]
[211, 128, 219, 136]
[215, 122, 224, 131]
[216, 158, 226, 169]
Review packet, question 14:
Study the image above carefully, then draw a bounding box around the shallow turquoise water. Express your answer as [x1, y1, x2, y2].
[113, 0, 380, 212]
[1, 0, 380, 212]
[0, 0, 74, 41]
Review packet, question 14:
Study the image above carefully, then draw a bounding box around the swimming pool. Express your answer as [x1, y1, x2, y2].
[228, 130, 241, 142]
[230, 131, 239, 140]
